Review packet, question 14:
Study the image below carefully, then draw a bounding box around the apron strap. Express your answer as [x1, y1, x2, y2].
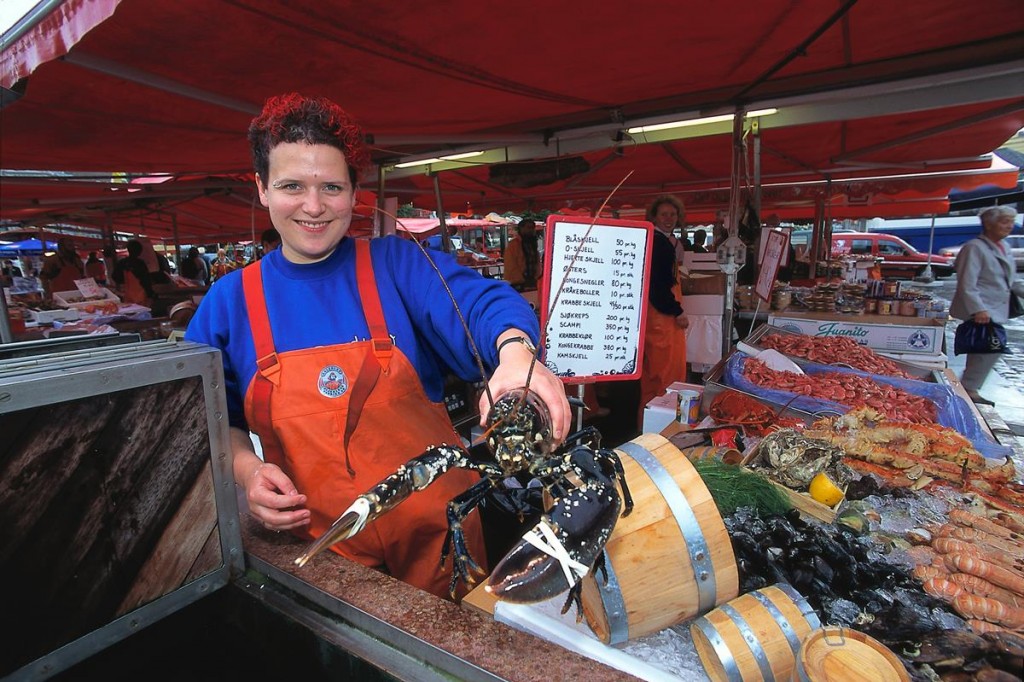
[355, 239, 394, 371]
[340, 239, 395, 474]
[242, 261, 286, 464]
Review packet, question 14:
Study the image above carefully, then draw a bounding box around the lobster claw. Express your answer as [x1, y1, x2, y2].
[485, 480, 621, 603]
[294, 497, 376, 568]
[293, 444, 471, 568]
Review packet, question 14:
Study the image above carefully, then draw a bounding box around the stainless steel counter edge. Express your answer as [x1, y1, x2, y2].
[241, 554, 504, 682]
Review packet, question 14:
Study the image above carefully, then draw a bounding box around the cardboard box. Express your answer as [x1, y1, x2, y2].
[680, 272, 726, 295]
[769, 312, 944, 355]
[642, 391, 679, 434]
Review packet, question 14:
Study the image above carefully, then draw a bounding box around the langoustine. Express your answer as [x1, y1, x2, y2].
[952, 593, 1024, 630]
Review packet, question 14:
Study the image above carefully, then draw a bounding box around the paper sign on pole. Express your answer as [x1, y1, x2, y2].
[755, 229, 790, 303]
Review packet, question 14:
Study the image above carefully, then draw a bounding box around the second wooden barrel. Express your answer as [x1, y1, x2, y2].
[690, 583, 821, 682]
[580, 433, 739, 645]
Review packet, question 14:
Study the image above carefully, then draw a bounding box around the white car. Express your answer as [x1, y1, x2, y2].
[939, 234, 1024, 270]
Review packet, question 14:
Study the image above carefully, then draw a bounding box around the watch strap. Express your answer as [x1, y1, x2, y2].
[497, 335, 536, 356]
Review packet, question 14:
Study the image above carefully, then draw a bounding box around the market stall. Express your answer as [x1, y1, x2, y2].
[452, 328, 1024, 681]
[734, 269, 955, 369]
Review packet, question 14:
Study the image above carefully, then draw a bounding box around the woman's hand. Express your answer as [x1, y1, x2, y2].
[480, 331, 571, 443]
[231, 428, 309, 532]
[675, 312, 689, 329]
[972, 310, 991, 324]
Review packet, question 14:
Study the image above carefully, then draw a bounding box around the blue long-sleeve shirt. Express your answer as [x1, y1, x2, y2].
[186, 236, 539, 430]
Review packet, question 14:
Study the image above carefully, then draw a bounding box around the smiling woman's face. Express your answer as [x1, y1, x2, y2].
[256, 142, 356, 264]
[654, 203, 679, 233]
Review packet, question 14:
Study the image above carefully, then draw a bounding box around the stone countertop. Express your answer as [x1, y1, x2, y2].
[241, 516, 640, 682]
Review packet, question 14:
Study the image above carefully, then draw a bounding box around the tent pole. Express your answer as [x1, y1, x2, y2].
[0, 285, 12, 344]
[917, 214, 937, 283]
[172, 213, 181, 270]
[752, 119, 762, 218]
[433, 173, 452, 253]
[720, 108, 745, 357]
[376, 166, 393, 238]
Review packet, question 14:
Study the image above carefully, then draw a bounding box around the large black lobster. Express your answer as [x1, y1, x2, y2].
[294, 386, 633, 614]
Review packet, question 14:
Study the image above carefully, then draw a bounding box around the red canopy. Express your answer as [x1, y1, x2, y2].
[1, 0, 1022, 238]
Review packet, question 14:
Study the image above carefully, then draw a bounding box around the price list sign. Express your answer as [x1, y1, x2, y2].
[538, 216, 653, 383]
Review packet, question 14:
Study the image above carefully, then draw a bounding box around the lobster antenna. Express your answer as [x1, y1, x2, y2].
[523, 171, 636, 400]
[361, 204, 494, 409]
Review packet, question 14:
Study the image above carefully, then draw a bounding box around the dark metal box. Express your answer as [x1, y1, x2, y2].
[0, 339, 243, 679]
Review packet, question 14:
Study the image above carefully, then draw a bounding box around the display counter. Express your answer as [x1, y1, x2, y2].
[241, 516, 639, 682]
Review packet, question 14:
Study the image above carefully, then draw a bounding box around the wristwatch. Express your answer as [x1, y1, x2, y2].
[497, 335, 538, 356]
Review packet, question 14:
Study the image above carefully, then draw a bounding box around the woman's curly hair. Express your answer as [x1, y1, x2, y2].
[248, 93, 369, 186]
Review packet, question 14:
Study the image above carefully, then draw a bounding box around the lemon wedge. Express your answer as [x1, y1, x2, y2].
[808, 472, 844, 507]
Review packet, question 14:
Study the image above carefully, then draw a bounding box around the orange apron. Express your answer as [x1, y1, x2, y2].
[48, 258, 84, 294]
[639, 267, 688, 417]
[242, 240, 485, 598]
[122, 270, 149, 305]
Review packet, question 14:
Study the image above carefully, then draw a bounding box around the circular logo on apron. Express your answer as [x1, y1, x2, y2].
[317, 365, 349, 398]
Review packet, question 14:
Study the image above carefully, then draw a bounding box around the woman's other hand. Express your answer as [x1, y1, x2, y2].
[231, 428, 309, 532]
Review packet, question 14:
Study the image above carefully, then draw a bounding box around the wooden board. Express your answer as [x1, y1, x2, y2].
[461, 580, 499, 618]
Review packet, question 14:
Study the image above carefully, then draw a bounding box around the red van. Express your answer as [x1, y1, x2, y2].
[829, 232, 954, 279]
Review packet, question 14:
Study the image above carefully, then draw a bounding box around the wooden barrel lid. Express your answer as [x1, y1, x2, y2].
[797, 627, 909, 682]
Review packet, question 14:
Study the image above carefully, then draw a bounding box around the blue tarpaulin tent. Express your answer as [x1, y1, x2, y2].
[0, 238, 57, 253]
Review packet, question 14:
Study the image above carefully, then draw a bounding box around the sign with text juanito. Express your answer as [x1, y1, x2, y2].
[538, 216, 653, 383]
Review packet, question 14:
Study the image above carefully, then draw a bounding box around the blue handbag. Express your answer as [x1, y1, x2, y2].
[953, 320, 1009, 355]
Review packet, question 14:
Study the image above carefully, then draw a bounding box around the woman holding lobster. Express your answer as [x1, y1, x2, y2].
[186, 93, 570, 599]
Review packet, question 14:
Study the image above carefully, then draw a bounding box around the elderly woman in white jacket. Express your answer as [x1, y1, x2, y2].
[949, 206, 1024, 405]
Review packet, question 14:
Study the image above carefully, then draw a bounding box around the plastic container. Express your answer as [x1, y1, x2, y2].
[677, 389, 701, 425]
[877, 300, 892, 315]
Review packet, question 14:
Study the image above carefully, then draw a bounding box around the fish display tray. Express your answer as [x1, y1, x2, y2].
[700, 353, 822, 425]
[742, 323, 938, 381]
[53, 287, 121, 309]
[26, 307, 81, 323]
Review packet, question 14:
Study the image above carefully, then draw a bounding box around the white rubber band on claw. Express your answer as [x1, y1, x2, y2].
[522, 521, 589, 588]
[342, 497, 372, 538]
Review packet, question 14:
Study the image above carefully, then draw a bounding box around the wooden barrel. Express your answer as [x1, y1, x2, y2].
[580, 433, 739, 645]
[690, 583, 821, 682]
[794, 627, 909, 682]
[683, 446, 744, 465]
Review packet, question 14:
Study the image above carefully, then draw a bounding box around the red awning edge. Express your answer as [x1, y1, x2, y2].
[1, 0, 121, 88]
